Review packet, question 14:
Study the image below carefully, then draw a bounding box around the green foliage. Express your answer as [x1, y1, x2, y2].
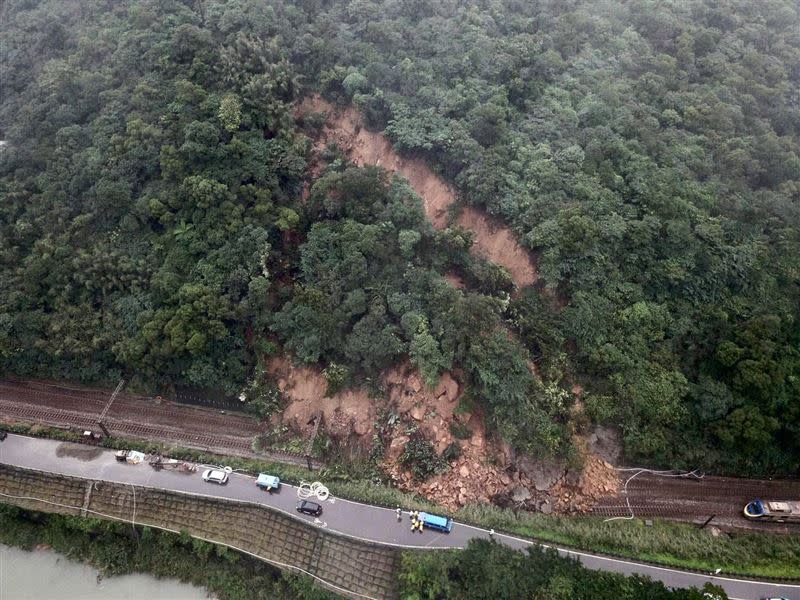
[3, 0, 800, 474]
[0, 0, 303, 395]
[399, 540, 728, 600]
[322, 362, 352, 396]
[0, 508, 338, 600]
[440, 441, 461, 462]
[400, 437, 446, 482]
[448, 421, 472, 440]
[218, 94, 243, 133]
[284, 0, 800, 474]
[270, 165, 559, 452]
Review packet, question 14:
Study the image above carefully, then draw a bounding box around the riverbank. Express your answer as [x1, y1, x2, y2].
[0, 543, 208, 599]
[0, 504, 338, 600]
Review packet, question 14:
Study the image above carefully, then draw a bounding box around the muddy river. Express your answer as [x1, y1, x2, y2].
[0, 544, 210, 599]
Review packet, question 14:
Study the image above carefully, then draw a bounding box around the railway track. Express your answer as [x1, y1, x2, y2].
[591, 470, 800, 528]
[0, 381, 321, 468]
[4, 379, 799, 520]
[0, 380, 261, 434]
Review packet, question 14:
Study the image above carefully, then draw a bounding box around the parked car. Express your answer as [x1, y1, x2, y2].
[0, 430, 7, 441]
[201, 469, 229, 485]
[296, 500, 323, 516]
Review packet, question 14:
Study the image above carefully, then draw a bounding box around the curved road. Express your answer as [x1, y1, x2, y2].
[0, 434, 796, 600]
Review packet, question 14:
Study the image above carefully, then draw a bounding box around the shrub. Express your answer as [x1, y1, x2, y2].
[400, 437, 446, 481]
[449, 421, 473, 440]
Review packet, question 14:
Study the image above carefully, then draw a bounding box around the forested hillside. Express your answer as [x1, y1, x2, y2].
[1, 0, 798, 475]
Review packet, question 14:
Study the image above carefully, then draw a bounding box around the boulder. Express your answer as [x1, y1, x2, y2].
[353, 419, 371, 436]
[409, 404, 426, 421]
[564, 469, 581, 487]
[434, 372, 459, 402]
[517, 457, 565, 492]
[387, 435, 410, 461]
[459, 465, 470, 478]
[511, 486, 531, 503]
[540, 501, 553, 515]
[587, 425, 621, 464]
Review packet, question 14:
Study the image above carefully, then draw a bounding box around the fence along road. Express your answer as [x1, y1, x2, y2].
[0, 434, 797, 600]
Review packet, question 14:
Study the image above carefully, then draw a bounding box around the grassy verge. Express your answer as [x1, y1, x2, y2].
[456, 503, 800, 579]
[3, 422, 799, 579]
[0, 505, 339, 600]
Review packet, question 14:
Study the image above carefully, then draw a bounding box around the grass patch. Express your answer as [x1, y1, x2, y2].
[456, 503, 800, 580]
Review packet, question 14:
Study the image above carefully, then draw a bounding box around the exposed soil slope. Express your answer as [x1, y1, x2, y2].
[296, 96, 538, 288]
[266, 356, 376, 440]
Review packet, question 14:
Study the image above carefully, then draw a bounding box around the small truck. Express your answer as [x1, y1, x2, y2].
[256, 473, 281, 492]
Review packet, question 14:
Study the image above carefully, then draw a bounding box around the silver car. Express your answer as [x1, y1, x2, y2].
[201, 469, 229, 485]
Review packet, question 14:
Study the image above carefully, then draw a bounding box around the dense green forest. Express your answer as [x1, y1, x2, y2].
[399, 539, 727, 599]
[1, 0, 799, 475]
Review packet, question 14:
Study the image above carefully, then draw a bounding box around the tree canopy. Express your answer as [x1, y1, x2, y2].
[2, 0, 799, 474]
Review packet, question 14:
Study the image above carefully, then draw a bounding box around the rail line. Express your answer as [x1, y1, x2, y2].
[591, 470, 800, 528]
[3, 379, 800, 525]
[0, 381, 261, 434]
[0, 381, 322, 468]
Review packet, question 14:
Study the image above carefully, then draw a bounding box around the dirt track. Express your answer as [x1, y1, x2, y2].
[0, 379, 320, 467]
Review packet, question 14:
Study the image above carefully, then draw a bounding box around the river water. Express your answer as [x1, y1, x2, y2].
[0, 544, 210, 599]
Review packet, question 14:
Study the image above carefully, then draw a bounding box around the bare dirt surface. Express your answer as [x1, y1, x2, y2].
[296, 95, 539, 289]
[456, 206, 538, 287]
[267, 356, 376, 440]
[443, 271, 467, 290]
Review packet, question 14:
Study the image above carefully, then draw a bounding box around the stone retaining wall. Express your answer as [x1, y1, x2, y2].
[0, 464, 399, 599]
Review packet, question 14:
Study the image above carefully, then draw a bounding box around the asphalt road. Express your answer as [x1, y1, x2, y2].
[0, 434, 796, 600]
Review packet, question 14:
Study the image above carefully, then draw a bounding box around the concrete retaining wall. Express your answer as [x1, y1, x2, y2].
[0, 464, 399, 599]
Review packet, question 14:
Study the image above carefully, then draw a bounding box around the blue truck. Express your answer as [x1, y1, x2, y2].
[418, 512, 453, 533]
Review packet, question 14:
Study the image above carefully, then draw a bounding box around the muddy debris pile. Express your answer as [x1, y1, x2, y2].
[548, 455, 620, 514]
[380, 365, 619, 513]
[267, 356, 376, 441]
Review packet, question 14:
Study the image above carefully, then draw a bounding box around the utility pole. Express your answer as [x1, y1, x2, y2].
[304, 411, 323, 471]
[97, 379, 125, 437]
